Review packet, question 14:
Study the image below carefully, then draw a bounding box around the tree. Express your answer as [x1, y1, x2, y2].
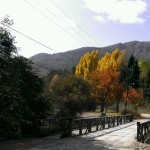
[138, 59, 150, 80]
[142, 69, 150, 102]
[127, 55, 140, 89]
[0, 19, 50, 139]
[123, 88, 143, 112]
[138, 59, 150, 102]
[75, 49, 125, 112]
[90, 69, 123, 112]
[121, 55, 141, 114]
[95, 49, 125, 112]
[75, 50, 99, 80]
[97, 49, 125, 72]
[49, 75, 95, 116]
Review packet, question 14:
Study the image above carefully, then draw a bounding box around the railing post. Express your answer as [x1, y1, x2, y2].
[79, 120, 83, 135]
[117, 116, 119, 126]
[68, 118, 72, 136]
[103, 117, 105, 129]
[96, 119, 99, 131]
[131, 114, 133, 121]
[88, 119, 92, 133]
[48, 119, 51, 134]
[137, 122, 140, 142]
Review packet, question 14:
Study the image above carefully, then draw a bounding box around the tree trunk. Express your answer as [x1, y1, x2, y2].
[101, 102, 105, 112]
[105, 103, 108, 113]
[116, 99, 120, 113]
[125, 88, 129, 114]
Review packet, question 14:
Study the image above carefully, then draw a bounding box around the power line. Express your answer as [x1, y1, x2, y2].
[32, 62, 51, 71]
[34, 0, 94, 46]
[49, 0, 101, 46]
[34, 0, 58, 18]
[24, 0, 88, 47]
[0, 22, 76, 62]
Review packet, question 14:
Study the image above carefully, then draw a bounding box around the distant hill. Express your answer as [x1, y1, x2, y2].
[30, 41, 150, 75]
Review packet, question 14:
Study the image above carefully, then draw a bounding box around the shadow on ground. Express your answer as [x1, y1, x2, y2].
[0, 135, 116, 150]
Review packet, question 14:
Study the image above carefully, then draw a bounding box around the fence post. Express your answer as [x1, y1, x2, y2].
[137, 122, 140, 142]
[48, 119, 51, 134]
[68, 118, 73, 136]
[96, 119, 99, 131]
[79, 120, 83, 135]
[103, 117, 105, 129]
[88, 119, 92, 133]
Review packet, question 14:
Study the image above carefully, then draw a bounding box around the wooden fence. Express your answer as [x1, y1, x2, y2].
[40, 114, 133, 136]
[137, 121, 150, 143]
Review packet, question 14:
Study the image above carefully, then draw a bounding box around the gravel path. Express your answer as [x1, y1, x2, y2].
[0, 119, 150, 150]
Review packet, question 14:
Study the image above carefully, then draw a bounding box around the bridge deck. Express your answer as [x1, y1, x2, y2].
[0, 119, 150, 150]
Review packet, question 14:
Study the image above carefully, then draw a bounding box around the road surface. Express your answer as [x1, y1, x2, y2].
[0, 119, 150, 150]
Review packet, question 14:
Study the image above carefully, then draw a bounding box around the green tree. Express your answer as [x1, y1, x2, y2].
[120, 55, 141, 114]
[138, 59, 150, 80]
[127, 55, 140, 89]
[49, 75, 95, 117]
[142, 69, 150, 102]
[0, 20, 50, 139]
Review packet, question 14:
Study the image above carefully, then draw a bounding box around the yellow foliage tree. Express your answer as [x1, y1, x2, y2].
[75, 49, 126, 112]
[97, 49, 125, 72]
[75, 50, 99, 80]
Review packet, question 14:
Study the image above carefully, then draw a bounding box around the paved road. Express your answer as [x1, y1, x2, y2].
[0, 119, 150, 150]
[140, 113, 150, 119]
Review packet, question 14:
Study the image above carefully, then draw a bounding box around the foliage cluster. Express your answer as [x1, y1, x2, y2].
[0, 24, 50, 139]
[48, 75, 96, 117]
[75, 49, 150, 114]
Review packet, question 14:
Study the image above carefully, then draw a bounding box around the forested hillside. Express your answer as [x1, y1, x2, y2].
[30, 41, 150, 75]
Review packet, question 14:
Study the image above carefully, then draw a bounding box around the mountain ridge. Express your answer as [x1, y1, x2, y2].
[30, 41, 150, 75]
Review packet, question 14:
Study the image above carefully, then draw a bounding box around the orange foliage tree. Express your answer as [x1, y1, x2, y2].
[75, 49, 125, 112]
[91, 69, 123, 112]
[123, 88, 143, 112]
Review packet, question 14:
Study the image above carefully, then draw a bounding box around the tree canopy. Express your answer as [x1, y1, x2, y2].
[0, 22, 50, 139]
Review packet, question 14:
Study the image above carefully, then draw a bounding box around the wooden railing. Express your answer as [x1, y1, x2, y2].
[39, 114, 133, 136]
[137, 121, 150, 143]
[71, 114, 133, 136]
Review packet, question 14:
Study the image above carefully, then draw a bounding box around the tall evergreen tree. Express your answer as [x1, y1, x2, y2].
[121, 55, 141, 114]
[126, 55, 140, 89]
[142, 69, 150, 102]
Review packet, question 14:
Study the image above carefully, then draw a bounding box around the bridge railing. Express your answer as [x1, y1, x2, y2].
[71, 114, 133, 135]
[39, 114, 133, 136]
[137, 121, 150, 143]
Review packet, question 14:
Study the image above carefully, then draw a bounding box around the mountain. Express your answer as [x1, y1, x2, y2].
[30, 41, 150, 75]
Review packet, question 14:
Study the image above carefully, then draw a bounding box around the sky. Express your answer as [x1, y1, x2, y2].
[0, 0, 150, 58]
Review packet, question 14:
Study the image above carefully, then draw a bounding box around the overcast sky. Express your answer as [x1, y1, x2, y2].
[0, 0, 150, 58]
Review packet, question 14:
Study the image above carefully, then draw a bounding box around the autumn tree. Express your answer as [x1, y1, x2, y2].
[96, 49, 125, 112]
[75, 49, 125, 112]
[123, 88, 143, 112]
[75, 50, 99, 80]
[97, 49, 125, 72]
[91, 69, 123, 112]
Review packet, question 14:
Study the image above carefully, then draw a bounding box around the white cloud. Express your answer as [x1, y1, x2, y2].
[93, 15, 106, 23]
[82, 0, 147, 24]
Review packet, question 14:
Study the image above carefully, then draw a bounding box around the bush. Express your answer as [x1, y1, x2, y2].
[120, 108, 141, 119]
